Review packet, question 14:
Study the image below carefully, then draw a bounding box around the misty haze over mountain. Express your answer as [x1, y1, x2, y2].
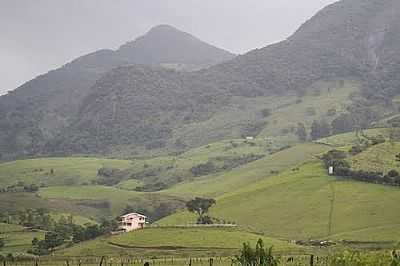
[0, 0, 336, 94]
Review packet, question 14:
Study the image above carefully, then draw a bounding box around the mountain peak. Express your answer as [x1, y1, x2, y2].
[116, 25, 235, 66]
[147, 24, 182, 34]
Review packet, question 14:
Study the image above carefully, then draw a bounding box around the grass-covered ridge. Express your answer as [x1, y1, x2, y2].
[0, 223, 44, 255]
[56, 227, 300, 257]
[161, 160, 400, 242]
[0, 157, 132, 187]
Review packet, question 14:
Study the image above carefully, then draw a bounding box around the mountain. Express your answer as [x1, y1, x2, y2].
[2, 0, 400, 159]
[117, 25, 235, 69]
[0, 26, 235, 160]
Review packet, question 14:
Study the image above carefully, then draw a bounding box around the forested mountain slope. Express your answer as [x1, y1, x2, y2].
[2, 0, 400, 158]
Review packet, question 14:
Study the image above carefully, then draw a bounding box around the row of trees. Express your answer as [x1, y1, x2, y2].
[295, 108, 382, 141]
[0, 181, 39, 193]
[321, 150, 400, 186]
[0, 208, 118, 255]
[30, 218, 118, 255]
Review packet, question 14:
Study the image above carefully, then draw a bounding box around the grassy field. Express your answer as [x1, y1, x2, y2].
[39, 185, 184, 217]
[0, 223, 45, 255]
[349, 142, 400, 174]
[317, 128, 390, 147]
[161, 161, 400, 242]
[0, 192, 107, 221]
[3, 128, 400, 258]
[56, 227, 301, 258]
[0, 157, 132, 187]
[163, 143, 330, 198]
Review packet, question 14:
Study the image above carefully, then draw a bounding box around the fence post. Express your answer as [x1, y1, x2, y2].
[310, 254, 314, 266]
[99, 256, 105, 266]
[209, 258, 213, 266]
[189, 258, 192, 266]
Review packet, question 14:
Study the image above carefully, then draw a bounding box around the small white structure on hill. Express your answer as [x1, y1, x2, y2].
[245, 136, 254, 140]
[328, 166, 334, 175]
[119, 213, 147, 232]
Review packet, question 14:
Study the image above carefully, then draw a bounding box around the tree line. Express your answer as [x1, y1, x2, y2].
[321, 150, 400, 186]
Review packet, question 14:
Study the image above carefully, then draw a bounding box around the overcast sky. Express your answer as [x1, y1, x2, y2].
[0, 0, 337, 94]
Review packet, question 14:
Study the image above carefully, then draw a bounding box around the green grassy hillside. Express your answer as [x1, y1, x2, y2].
[0, 157, 132, 187]
[39, 186, 184, 218]
[161, 161, 400, 242]
[164, 143, 330, 198]
[56, 227, 300, 257]
[172, 80, 360, 151]
[317, 128, 390, 147]
[0, 223, 44, 255]
[349, 142, 400, 174]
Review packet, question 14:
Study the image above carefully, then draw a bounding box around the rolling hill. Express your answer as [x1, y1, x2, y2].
[55, 227, 300, 257]
[160, 129, 400, 242]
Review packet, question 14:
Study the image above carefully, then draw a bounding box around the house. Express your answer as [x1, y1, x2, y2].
[119, 213, 147, 232]
[245, 136, 254, 140]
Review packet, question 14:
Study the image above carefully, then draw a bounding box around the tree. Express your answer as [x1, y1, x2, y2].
[42, 231, 64, 251]
[310, 120, 331, 140]
[186, 197, 216, 224]
[387, 170, 399, 178]
[331, 113, 354, 134]
[295, 123, 307, 141]
[260, 108, 271, 118]
[31, 237, 39, 246]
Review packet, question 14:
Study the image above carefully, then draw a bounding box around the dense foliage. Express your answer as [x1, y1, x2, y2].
[235, 239, 279, 266]
[186, 197, 216, 224]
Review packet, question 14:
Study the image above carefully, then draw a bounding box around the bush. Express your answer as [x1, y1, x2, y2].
[321, 150, 347, 168]
[326, 108, 337, 116]
[96, 167, 126, 186]
[134, 182, 168, 192]
[235, 239, 279, 266]
[191, 161, 217, 177]
[387, 170, 399, 178]
[260, 108, 271, 117]
[349, 145, 364, 155]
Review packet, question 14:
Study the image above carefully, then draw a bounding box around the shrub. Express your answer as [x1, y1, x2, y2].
[327, 108, 337, 116]
[96, 167, 126, 186]
[235, 239, 279, 266]
[191, 161, 217, 177]
[387, 170, 399, 178]
[260, 108, 271, 117]
[349, 145, 364, 155]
